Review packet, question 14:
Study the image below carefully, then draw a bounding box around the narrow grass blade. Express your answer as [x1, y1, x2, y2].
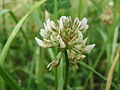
[0, 76, 5, 90]
[105, 49, 120, 90]
[79, 62, 118, 89]
[110, 26, 119, 61]
[84, 16, 120, 88]
[38, 47, 44, 90]
[54, 0, 58, 21]
[0, 9, 29, 47]
[57, 58, 64, 90]
[0, 0, 46, 65]
[19, 0, 43, 28]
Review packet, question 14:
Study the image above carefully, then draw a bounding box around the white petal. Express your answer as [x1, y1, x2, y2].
[77, 21, 81, 28]
[72, 32, 83, 44]
[80, 24, 89, 30]
[46, 18, 50, 24]
[79, 18, 89, 30]
[57, 35, 66, 48]
[74, 44, 82, 50]
[78, 32, 83, 42]
[50, 33, 58, 41]
[46, 24, 52, 32]
[60, 16, 67, 22]
[40, 29, 46, 37]
[50, 21, 56, 29]
[35, 37, 52, 48]
[81, 17, 88, 24]
[68, 16, 72, 22]
[58, 19, 63, 30]
[108, 1, 114, 6]
[74, 17, 79, 24]
[83, 44, 95, 53]
[82, 37, 88, 45]
[43, 23, 47, 31]
[85, 25, 89, 30]
[76, 54, 86, 60]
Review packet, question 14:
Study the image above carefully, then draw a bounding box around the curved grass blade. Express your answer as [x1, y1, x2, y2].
[0, 9, 29, 46]
[19, 0, 43, 28]
[0, 0, 46, 65]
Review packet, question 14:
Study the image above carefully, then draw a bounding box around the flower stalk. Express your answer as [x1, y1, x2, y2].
[63, 50, 69, 90]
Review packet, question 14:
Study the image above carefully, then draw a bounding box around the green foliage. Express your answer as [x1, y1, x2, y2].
[41, 0, 71, 13]
[0, 0, 120, 90]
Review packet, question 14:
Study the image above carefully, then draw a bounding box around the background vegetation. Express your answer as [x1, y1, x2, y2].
[0, 0, 120, 90]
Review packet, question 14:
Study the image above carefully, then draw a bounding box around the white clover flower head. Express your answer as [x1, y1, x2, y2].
[108, 1, 114, 7]
[35, 16, 95, 70]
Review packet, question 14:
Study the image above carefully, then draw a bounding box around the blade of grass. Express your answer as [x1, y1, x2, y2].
[0, 76, 5, 90]
[110, 26, 119, 62]
[19, 0, 43, 28]
[0, 9, 29, 47]
[2, 0, 6, 36]
[79, 62, 118, 89]
[54, 0, 58, 21]
[0, 65, 22, 90]
[105, 48, 120, 90]
[1, 0, 7, 89]
[48, 48, 58, 90]
[78, 0, 84, 18]
[58, 57, 64, 90]
[38, 47, 44, 90]
[0, 0, 46, 65]
[84, 16, 120, 88]
[53, 0, 58, 90]
[9, 11, 29, 46]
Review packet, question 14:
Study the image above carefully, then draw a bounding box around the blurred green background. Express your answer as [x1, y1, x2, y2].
[0, 0, 120, 90]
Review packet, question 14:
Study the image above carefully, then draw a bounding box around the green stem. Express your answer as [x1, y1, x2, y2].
[2, 0, 6, 35]
[63, 50, 69, 90]
[55, 68, 58, 90]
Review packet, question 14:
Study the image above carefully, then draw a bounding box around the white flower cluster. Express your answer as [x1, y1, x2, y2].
[35, 16, 95, 70]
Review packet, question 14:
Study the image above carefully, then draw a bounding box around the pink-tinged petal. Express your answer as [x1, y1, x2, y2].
[74, 17, 79, 24]
[80, 17, 89, 30]
[81, 17, 88, 24]
[83, 44, 95, 53]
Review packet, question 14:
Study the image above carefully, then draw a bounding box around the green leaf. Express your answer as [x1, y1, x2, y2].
[0, 0, 46, 65]
[41, 0, 71, 13]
